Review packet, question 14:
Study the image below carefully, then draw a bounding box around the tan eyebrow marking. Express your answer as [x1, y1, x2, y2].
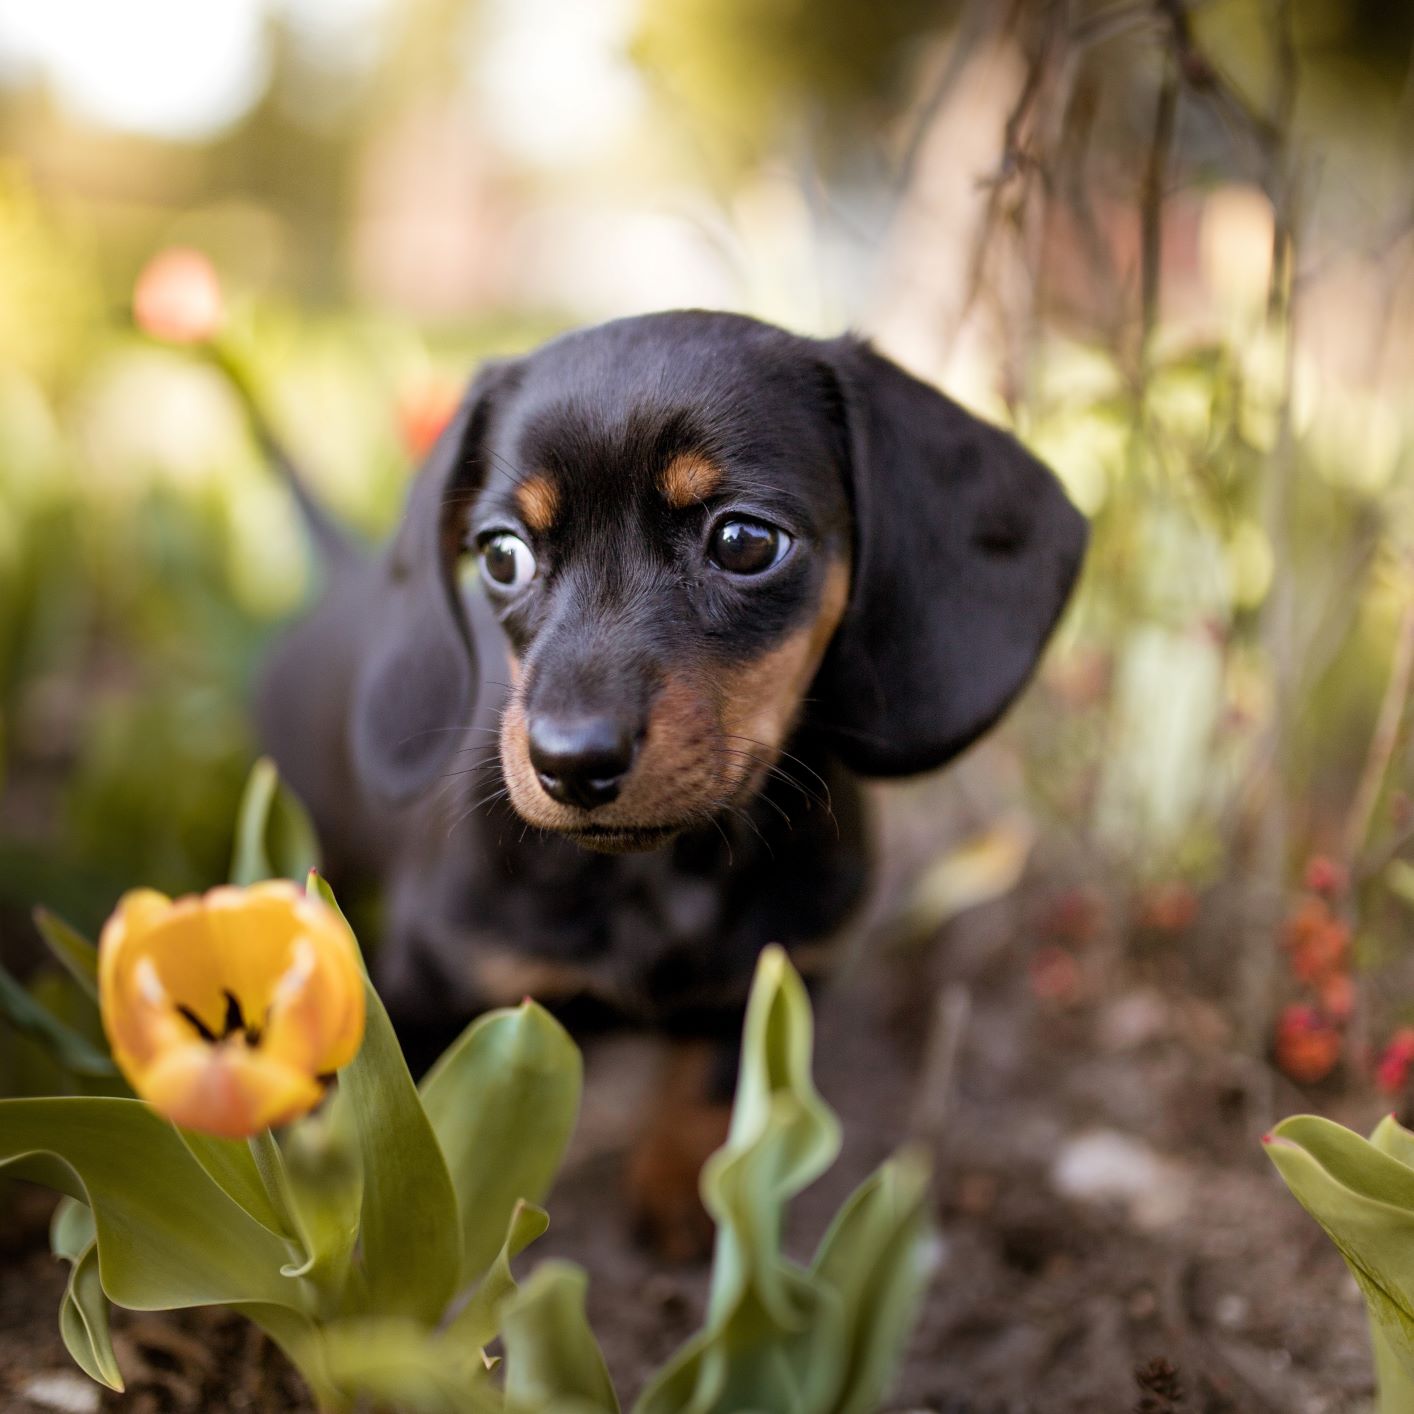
[515, 474, 560, 534]
[659, 452, 723, 509]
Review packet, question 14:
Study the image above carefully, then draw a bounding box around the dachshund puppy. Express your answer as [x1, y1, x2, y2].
[258, 311, 1086, 1254]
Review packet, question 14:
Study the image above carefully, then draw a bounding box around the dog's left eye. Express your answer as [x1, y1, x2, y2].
[480, 533, 537, 590]
[708, 518, 791, 576]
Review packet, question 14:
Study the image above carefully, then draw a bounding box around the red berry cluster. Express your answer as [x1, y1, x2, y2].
[1273, 857, 1351, 1085]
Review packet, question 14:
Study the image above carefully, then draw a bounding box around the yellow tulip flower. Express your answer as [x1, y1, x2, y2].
[99, 882, 365, 1138]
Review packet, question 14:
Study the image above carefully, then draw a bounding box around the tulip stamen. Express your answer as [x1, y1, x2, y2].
[223, 990, 245, 1036]
[176, 1004, 218, 1043]
[220, 989, 264, 1046]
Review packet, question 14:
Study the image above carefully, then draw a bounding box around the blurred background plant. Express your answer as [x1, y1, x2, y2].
[1, 0, 1414, 1178]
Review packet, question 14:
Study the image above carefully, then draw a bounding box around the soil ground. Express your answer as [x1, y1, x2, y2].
[0, 780, 1379, 1413]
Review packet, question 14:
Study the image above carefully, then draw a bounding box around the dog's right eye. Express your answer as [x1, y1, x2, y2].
[480, 533, 537, 590]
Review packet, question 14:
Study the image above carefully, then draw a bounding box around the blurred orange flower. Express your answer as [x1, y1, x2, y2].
[133, 247, 224, 344]
[396, 380, 460, 459]
[1377, 1028, 1414, 1095]
[1274, 1004, 1342, 1085]
[99, 882, 364, 1137]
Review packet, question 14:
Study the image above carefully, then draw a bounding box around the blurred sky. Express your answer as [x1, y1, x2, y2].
[1, 0, 291, 139]
[0, 0, 647, 160]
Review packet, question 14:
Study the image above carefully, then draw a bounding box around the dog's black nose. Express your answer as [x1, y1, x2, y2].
[527, 714, 639, 810]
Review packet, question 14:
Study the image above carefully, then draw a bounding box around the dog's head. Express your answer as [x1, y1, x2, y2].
[350, 312, 1086, 852]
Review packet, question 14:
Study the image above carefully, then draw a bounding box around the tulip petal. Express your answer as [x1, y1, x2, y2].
[262, 933, 365, 1076]
[137, 1042, 325, 1140]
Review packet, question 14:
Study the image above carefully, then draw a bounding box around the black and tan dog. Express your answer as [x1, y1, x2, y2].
[258, 310, 1086, 1253]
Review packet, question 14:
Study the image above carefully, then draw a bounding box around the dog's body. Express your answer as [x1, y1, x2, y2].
[258, 311, 1085, 1245]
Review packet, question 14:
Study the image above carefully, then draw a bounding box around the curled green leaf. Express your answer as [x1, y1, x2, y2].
[634, 946, 932, 1414]
[1267, 1114, 1414, 1407]
[1, 1097, 303, 1313]
[231, 757, 320, 886]
[503, 1262, 620, 1414]
[0, 961, 115, 1078]
[445, 1199, 549, 1354]
[421, 1001, 581, 1287]
[32, 908, 99, 1002]
[309, 1317, 501, 1414]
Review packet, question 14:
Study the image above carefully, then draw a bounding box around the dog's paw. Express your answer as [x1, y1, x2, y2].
[625, 1100, 731, 1263]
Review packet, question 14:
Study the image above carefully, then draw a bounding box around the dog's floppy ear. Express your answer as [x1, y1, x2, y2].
[349, 360, 516, 802]
[813, 336, 1087, 777]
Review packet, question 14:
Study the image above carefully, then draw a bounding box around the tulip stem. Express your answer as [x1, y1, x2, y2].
[248, 1128, 302, 1250]
[1374, 1319, 1414, 1414]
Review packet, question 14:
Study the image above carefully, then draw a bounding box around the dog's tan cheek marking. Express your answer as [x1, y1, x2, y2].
[499, 695, 559, 823]
[659, 452, 723, 509]
[620, 674, 719, 815]
[719, 560, 851, 773]
[515, 474, 560, 534]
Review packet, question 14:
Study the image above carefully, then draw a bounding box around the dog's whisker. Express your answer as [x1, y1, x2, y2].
[703, 811, 735, 867]
[718, 801, 773, 857]
[715, 747, 832, 821]
[710, 750, 798, 828]
[437, 756, 503, 782]
[723, 734, 834, 810]
[447, 733, 508, 756]
[445, 784, 512, 837]
[391, 717, 508, 751]
[431, 753, 504, 810]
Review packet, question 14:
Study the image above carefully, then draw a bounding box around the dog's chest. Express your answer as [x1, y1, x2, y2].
[450, 823, 765, 1019]
[376, 762, 865, 1030]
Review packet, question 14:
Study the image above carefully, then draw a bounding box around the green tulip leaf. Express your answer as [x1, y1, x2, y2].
[810, 1152, 934, 1414]
[446, 1200, 549, 1353]
[1267, 1114, 1414, 1382]
[308, 873, 462, 1326]
[1372, 1115, 1414, 1171]
[305, 1318, 501, 1414]
[49, 1195, 124, 1389]
[341, 991, 461, 1324]
[231, 757, 320, 887]
[174, 1130, 289, 1238]
[635, 947, 932, 1414]
[234, 1300, 339, 1410]
[32, 908, 100, 1002]
[0, 961, 115, 1077]
[50, 1194, 96, 1262]
[503, 1262, 620, 1414]
[60, 1239, 125, 1391]
[0, 1097, 303, 1312]
[421, 1001, 581, 1286]
[636, 947, 843, 1414]
[279, 1097, 365, 1306]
